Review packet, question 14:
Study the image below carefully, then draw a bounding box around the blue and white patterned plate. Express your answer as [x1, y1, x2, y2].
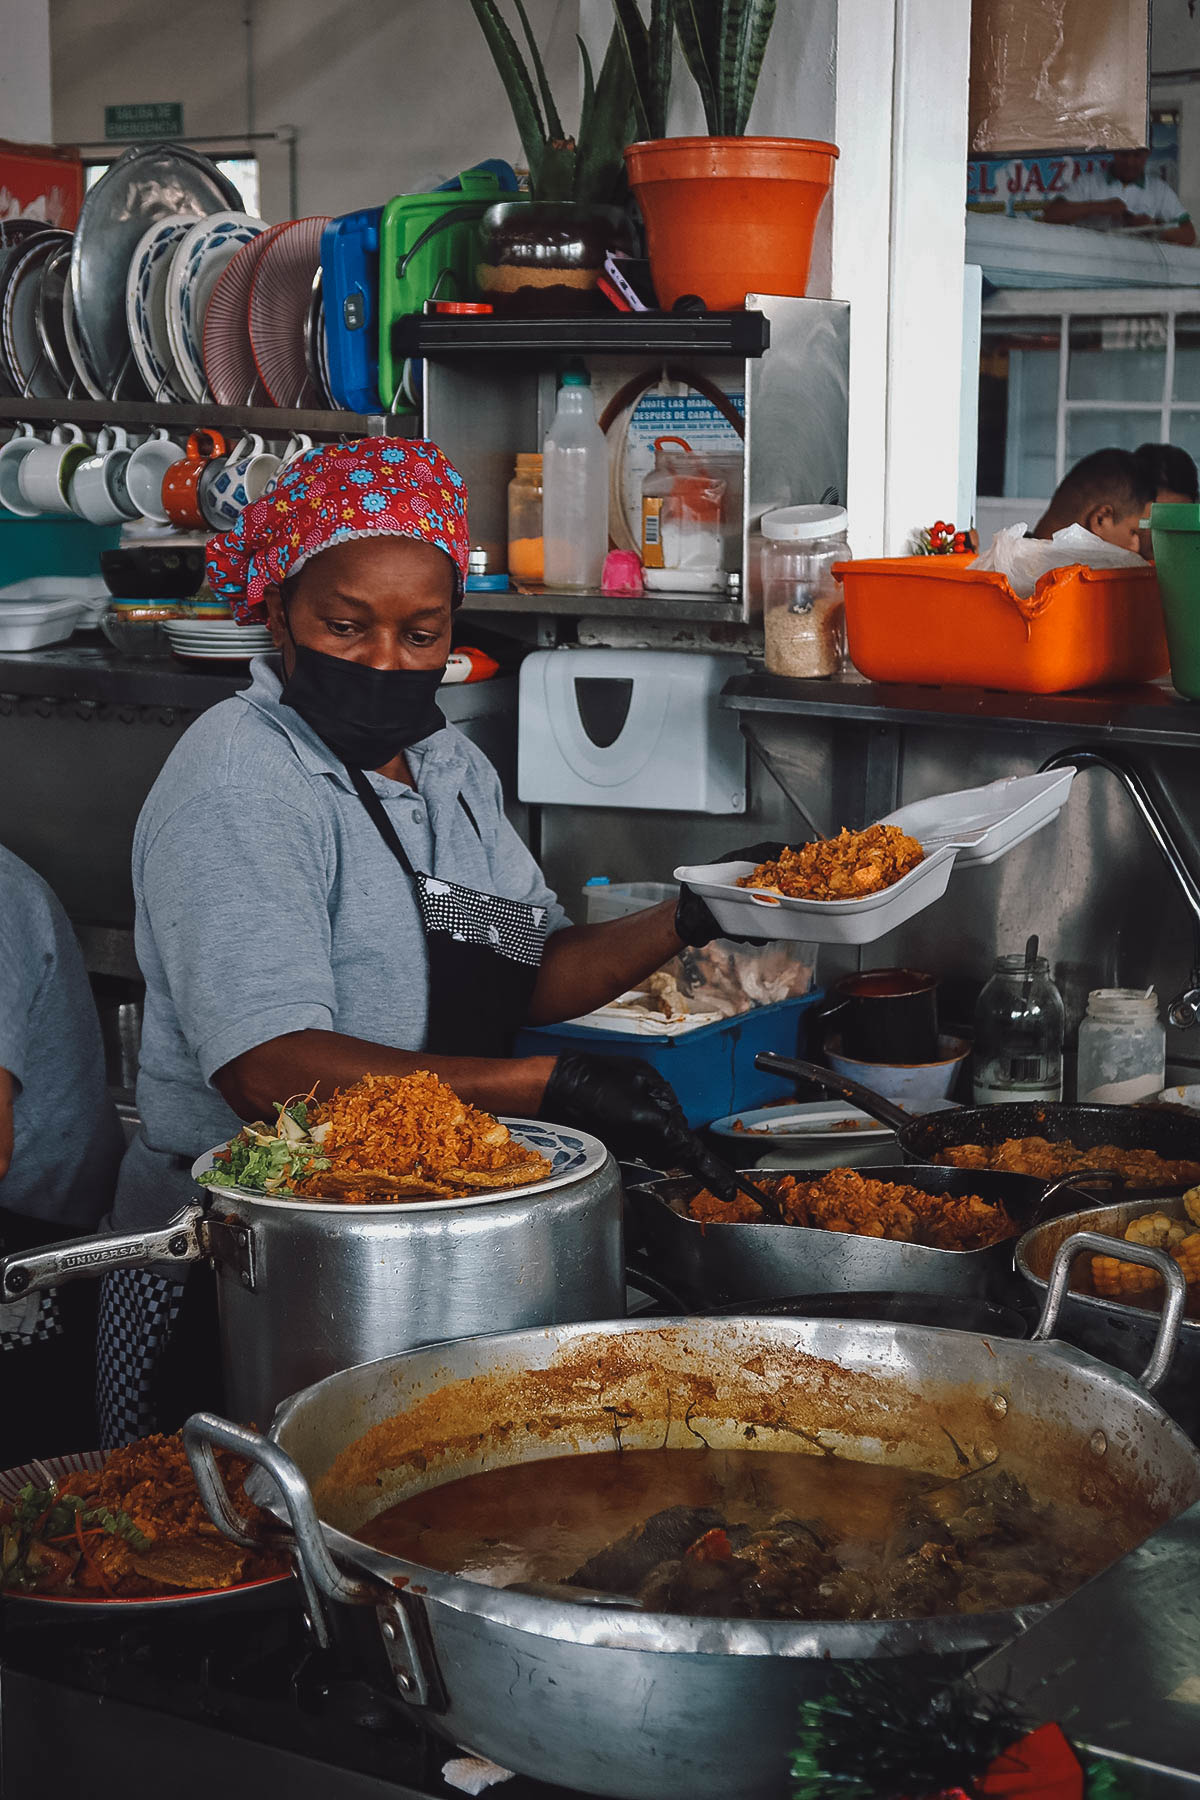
[124, 217, 193, 403]
[192, 1119, 609, 1212]
[165, 212, 266, 404]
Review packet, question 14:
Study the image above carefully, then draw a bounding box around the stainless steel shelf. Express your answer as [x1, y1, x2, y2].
[0, 397, 416, 439]
[460, 586, 746, 621]
[395, 311, 770, 359]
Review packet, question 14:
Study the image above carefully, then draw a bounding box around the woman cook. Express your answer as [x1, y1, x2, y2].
[101, 437, 732, 1443]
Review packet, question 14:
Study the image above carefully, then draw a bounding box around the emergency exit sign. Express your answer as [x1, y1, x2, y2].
[104, 102, 183, 141]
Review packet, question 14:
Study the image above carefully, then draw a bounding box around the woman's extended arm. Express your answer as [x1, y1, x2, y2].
[525, 900, 685, 1026]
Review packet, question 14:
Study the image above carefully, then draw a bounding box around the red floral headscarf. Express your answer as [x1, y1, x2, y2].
[206, 437, 470, 624]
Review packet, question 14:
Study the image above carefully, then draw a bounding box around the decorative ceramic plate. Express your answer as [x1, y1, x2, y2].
[247, 216, 332, 406]
[708, 1102, 896, 1147]
[202, 221, 288, 406]
[0, 1451, 292, 1613]
[70, 143, 242, 398]
[33, 242, 74, 393]
[193, 1120, 609, 1213]
[125, 217, 193, 402]
[0, 231, 70, 399]
[166, 211, 267, 403]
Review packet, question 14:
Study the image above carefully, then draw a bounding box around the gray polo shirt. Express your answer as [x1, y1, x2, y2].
[0, 846, 124, 1229]
[114, 656, 566, 1228]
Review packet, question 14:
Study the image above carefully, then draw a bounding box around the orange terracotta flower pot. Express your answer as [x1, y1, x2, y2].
[624, 136, 838, 312]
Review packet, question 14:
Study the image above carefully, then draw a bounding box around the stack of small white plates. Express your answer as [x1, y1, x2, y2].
[163, 618, 273, 661]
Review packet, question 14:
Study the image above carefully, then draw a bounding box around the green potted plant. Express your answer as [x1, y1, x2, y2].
[467, 0, 637, 313]
[613, 0, 838, 310]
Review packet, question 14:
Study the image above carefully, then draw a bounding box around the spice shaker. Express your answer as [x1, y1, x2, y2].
[1076, 988, 1165, 1104]
[972, 950, 1064, 1105]
[761, 505, 849, 678]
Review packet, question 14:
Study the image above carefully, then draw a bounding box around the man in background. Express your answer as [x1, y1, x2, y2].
[1032, 447, 1155, 551]
[1043, 148, 1195, 246]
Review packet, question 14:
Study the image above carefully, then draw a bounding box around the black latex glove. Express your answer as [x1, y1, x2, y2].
[541, 1052, 697, 1168]
[675, 840, 789, 947]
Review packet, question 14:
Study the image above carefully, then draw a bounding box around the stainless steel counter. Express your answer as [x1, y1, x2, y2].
[971, 1499, 1200, 1794]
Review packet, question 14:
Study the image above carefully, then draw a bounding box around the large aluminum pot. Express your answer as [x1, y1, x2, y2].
[185, 1235, 1200, 1800]
[1017, 1194, 1200, 1437]
[0, 1121, 623, 1424]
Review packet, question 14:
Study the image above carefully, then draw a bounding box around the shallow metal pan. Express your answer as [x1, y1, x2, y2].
[628, 1164, 1089, 1305]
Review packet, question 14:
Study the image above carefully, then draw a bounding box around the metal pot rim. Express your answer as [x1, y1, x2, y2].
[252, 1313, 1198, 1659]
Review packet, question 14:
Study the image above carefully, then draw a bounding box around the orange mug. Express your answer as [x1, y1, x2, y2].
[161, 430, 227, 529]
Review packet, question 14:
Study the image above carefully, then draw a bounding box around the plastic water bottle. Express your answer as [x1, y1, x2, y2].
[542, 368, 608, 592]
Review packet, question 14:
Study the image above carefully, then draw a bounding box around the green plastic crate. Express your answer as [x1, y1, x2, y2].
[377, 168, 503, 412]
[0, 517, 121, 585]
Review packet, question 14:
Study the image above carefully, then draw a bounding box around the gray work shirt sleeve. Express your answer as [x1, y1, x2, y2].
[0, 903, 42, 1086]
[472, 757, 570, 936]
[139, 785, 338, 1084]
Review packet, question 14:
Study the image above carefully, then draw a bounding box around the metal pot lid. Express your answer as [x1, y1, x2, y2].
[70, 143, 242, 398]
[192, 1118, 609, 1212]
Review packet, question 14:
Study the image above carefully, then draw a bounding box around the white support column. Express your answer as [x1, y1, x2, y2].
[833, 0, 974, 554]
[0, 0, 52, 143]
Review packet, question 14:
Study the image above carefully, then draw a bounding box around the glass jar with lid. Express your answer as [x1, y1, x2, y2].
[761, 504, 849, 678]
[507, 452, 544, 583]
[972, 953, 1065, 1105]
[1076, 988, 1165, 1104]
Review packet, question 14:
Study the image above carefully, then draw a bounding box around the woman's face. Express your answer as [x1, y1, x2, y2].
[264, 536, 454, 673]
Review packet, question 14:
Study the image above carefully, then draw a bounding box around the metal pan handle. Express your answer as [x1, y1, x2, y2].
[1, 1205, 204, 1300]
[1031, 1230, 1187, 1394]
[753, 1052, 913, 1134]
[184, 1413, 437, 1706]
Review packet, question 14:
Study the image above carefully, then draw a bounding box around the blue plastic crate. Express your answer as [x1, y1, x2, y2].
[513, 992, 821, 1128]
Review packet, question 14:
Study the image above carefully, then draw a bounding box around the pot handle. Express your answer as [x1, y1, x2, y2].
[1, 1205, 203, 1301]
[1031, 1229, 1188, 1394]
[753, 1052, 914, 1134]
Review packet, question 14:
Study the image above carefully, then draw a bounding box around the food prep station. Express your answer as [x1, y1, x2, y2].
[6, 111, 1200, 1800]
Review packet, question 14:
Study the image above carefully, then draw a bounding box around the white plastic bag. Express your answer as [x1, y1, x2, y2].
[969, 523, 1146, 601]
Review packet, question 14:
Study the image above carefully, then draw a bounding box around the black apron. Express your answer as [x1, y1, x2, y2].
[98, 765, 550, 1446]
[345, 764, 549, 1054]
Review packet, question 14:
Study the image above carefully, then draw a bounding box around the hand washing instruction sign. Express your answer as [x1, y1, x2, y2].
[105, 103, 183, 141]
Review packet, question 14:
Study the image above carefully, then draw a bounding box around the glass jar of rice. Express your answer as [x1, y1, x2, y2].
[761, 504, 849, 678]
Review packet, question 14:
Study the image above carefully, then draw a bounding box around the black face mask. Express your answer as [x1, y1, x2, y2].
[280, 641, 446, 769]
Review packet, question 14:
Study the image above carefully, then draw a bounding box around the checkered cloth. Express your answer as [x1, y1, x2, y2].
[96, 1268, 188, 1447]
[0, 1289, 62, 1351]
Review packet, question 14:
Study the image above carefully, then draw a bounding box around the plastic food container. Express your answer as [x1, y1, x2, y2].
[761, 503, 848, 678]
[675, 846, 959, 945]
[0, 593, 88, 651]
[1148, 501, 1200, 699]
[674, 772, 1076, 945]
[835, 556, 1168, 694]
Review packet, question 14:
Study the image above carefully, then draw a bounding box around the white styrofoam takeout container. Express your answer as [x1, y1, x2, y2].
[880, 768, 1075, 866]
[0, 595, 87, 651]
[674, 771, 1077, 945]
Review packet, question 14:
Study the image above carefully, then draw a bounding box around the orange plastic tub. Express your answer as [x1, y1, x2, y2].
[835, 556, 1168, 695]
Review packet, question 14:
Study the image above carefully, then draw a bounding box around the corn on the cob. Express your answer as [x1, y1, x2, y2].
[1184, 1185, 1200, 1230]
[1090, 1220, 1200, 1298]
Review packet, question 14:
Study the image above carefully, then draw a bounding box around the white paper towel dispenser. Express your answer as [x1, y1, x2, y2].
[518, 649, 748, 812]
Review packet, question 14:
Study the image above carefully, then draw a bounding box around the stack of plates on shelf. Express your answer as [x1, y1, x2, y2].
[163, 618, 274, 662]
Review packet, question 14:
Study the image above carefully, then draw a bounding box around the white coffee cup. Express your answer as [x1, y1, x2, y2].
[17, 423, 90, 515]
[123, 427, 186, 523]
[202, 433, 283, 531]
[280, 432, 314, 466]
[68, 426, 141, 526]
[0, 423, 42, 516]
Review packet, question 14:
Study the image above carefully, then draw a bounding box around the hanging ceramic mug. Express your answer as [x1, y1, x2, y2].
[200, 433, 283, 531]
[0, 423, 42, 516]
[16, 423, 90, 516]
[280, 432, 314, 467]
[124, 427, 187, 524]
[68, 426, 141, 526]
[161, 430, 227, 530]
